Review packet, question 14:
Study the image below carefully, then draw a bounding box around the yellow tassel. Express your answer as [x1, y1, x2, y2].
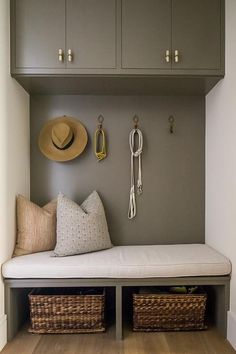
[94, 128, 107, 161]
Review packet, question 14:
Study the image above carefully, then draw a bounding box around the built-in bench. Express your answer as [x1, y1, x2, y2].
[2, 244, 231, 341]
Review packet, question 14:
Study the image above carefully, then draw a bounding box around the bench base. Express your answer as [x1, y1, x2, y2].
[4, 276, 230, 341]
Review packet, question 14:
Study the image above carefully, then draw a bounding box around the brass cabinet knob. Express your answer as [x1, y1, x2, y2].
[174, 50, 179, 63]
[58, 49, 64, 62]
[165, 50, 171, 63]
[67, 49, 73, 62]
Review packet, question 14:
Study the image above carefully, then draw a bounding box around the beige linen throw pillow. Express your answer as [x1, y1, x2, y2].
[14, 195, 57, 256]
[53, 191, 113, 257]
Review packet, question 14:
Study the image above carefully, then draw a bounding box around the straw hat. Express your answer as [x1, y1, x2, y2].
[38, 116, 88, 162]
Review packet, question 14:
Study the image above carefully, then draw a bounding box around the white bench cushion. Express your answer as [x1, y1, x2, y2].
[2, 244, 231, 279]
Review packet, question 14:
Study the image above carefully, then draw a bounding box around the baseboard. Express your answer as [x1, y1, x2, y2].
[227, 311, 236, 350]
[0, 314, 7, 352]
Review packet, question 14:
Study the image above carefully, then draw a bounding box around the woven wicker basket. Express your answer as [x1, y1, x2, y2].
[133, 290, 207, 332]
[29, 288, 105, 334]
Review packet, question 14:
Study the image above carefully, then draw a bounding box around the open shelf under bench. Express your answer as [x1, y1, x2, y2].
[4, 275, 230, 341]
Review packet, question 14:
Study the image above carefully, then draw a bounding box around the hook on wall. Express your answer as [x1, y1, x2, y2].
[97, 114, 104, 130]
[133, 115, 139, 129]
[168, 115, 175, 134]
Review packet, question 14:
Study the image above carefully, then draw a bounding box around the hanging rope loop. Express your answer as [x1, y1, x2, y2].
[128, 126, 143, 219]
[94, 115, 107, 161]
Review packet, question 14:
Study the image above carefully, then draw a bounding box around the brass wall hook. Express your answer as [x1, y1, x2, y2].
[97, 115, 104, 130]
[133, 115, 139, 129]
[169, 115, 175, 134]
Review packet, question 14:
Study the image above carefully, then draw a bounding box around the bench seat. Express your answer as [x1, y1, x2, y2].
[2, 244, 231, 279]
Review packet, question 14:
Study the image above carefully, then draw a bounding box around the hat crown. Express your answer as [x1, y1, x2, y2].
[51, 122, 73, 149]
[38, 116, 88, 161]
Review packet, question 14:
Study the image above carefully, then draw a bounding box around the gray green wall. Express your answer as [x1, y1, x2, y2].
[30, 95, 205, 245]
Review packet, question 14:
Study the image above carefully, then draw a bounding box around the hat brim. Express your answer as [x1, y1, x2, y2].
[38, 116, 88, 162]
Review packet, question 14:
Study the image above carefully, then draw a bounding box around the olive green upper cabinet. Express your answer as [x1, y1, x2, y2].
[122, 0, 172, 69]
[172, 0, 222, 70]
[66, 0, 116, 69]
[14, 0, 66, 69]
[12, 0, 116, 72]
[121, 0, 223, 73]
[11, 0, 224, 94]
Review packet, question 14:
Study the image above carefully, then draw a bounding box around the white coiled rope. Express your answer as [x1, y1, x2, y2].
[128, 128, 143, 219]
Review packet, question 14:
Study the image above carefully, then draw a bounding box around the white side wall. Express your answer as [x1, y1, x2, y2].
[206, 0, 236, 349]
[0, 0, 30, 350]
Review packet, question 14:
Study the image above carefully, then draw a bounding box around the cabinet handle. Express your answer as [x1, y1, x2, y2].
[67, 49, 73, 62]
[165, 50, 171, 63]
[174, 50, 179, 63]
[58, 49, 64, 62]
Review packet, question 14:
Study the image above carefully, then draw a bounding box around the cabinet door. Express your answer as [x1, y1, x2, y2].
[14, 0, 66, 69]
[172, 0, 222, 70]
[66, 0, 116, 69]
[122, 0, 171, 69]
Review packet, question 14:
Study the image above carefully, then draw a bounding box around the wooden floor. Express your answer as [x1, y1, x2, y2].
[1, 325, 235, 354]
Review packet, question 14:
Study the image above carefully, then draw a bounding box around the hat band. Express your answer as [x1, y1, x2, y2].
[52, 133, 75, 150]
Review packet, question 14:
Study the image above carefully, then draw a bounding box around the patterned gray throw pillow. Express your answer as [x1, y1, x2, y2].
[52, 191, 113, 257]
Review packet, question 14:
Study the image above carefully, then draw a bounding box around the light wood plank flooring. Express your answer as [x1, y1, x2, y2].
[1, 325, 235, 354]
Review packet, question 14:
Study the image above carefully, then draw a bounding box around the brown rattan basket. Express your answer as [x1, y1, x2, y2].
[133, 289, 207, 332]
[29, 288, 105, 334]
